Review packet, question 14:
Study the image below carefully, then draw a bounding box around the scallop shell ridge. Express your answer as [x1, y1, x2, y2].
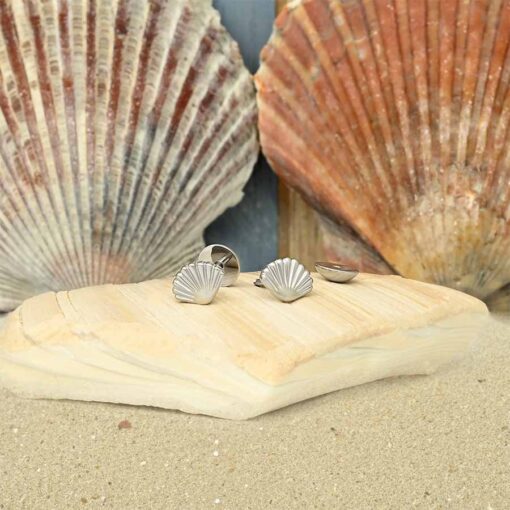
[0, 0, 258, 311]
[255, 0, 510, 307]
[173, 261, 223, 305]
[261, 258, 313, 302]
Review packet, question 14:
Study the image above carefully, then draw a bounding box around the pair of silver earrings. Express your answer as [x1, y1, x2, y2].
[172, 244, 359, 305]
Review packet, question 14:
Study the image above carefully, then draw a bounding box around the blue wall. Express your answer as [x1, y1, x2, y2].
[206, 0, 278, 273]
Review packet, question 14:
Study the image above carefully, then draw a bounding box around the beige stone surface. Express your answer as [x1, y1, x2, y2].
[0, 273, 488, 419]
[1, 315, 509, 509]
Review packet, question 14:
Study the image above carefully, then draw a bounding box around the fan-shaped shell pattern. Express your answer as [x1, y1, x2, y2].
[256, 0, 510, 304]
[260, 257, 313, 302]
[0, 0, 258, 311]
[172, 261, 223, 305]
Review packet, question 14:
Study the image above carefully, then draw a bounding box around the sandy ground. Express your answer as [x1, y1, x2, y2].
[0, 316, 509, 510]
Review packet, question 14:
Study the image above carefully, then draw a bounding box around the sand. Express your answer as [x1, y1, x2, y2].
[1, 316, 509, 510]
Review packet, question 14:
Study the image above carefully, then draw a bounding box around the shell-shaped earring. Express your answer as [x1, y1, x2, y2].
[258, 258, 313, 303]
[172, 261, 224, 305]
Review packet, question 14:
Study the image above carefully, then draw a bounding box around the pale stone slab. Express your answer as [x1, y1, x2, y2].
[0, 273, 488, 419]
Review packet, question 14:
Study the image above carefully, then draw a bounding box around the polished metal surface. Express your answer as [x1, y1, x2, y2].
[315, 262, 359, 283]
[172, 261, 224, 305]
[260, 257, 313, 303]
[197, 244, 240, 286]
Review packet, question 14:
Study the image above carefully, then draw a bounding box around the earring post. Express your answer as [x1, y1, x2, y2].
[215, 253, 233, 268]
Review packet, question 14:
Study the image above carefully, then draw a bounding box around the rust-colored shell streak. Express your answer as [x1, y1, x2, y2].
[0, 0, 258, 311]
[256, 0, 510, 309]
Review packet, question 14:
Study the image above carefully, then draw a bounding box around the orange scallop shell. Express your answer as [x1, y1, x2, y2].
[256, 0, 510, 305]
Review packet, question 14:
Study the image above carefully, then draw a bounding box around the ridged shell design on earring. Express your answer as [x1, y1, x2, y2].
[260, 258, 313, 303]
[172, 262, 224, 305]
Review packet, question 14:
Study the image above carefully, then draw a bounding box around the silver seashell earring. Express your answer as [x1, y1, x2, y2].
[172, 244, 240, 304]
[256, 257, 313, 303]
[172, 261, 224, 305]
[315, 262, 359, 283]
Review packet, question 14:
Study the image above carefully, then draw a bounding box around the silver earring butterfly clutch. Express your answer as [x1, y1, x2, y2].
[315, 262, 359, 283]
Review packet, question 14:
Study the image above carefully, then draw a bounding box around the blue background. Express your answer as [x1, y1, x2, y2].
[206, 0, 278, 273]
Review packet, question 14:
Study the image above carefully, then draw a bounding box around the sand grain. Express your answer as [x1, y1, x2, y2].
[1, 317, 509, 509]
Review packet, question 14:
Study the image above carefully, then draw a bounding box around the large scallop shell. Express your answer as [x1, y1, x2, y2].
[0, 0, 258, 311]
[255, 0, 510, 305]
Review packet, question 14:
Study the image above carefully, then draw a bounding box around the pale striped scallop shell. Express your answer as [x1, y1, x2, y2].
[172, 261, 223, 305]
[0, 0, 258, 311]
[255, 0, 510, 307]
[260, 257, 313, 302]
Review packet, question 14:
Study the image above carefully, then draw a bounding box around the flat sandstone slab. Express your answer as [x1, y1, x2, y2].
[0, 273, 488, 419]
